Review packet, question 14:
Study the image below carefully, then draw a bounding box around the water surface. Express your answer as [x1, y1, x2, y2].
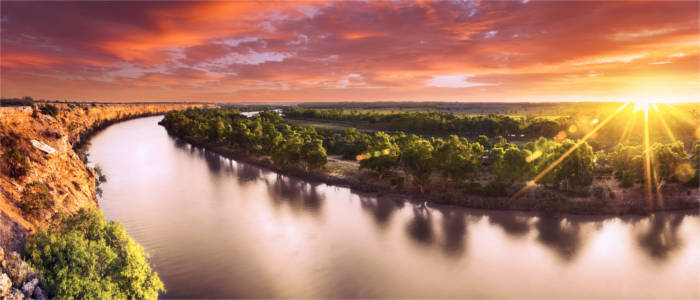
[88, 116, 700, 298]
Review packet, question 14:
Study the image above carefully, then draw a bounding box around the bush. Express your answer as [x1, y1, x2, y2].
[481, 181, 509, 197]
[39, 104, 59, 118]
[388, 174, 405, 187]
[21, 181, 53, 215]
[618, 169, 635, 188]
[463, 181, 482, 194]
[533, 188, 566, 212]
[2, 147, 30, 178]
[24, 209, 165, 299]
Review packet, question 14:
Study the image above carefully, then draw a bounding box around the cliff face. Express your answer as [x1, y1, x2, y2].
[0, 103, 199, 250]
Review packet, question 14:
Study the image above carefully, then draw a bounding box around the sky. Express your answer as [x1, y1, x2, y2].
[1, 1, 698, 103]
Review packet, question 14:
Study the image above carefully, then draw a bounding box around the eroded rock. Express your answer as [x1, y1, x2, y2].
[0, 273, 11, 297]
[4, 288, 23, 300]
[33, 286, 47, 300]
[21, 278, 38, 298]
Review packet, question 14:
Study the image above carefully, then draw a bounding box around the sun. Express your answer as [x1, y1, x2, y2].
[632, 98, 666, 112]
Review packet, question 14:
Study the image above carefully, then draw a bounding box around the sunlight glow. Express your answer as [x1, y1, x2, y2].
[509, 102, 631, 201]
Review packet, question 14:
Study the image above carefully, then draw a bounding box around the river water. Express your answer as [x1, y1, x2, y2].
[88, 116, 699, 298]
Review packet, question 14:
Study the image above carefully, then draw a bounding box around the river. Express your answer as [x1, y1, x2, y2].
[87, 116, 700, 298]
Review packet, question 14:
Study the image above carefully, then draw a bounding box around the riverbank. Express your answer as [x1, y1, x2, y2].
[0, 103, 200, 251]
[163, 128, 699, 216]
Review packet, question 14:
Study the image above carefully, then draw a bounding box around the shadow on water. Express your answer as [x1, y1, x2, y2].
[436, 206, 468, 256]
[235, 162, 262, 184]
[265, 174, 325, 214]
[488, 212, 531, 237]
[203, 150, 223, 173]
[406, 204, 434, 245]
[359, 195, 402, 228]
[534, 216, 582, 261]
[636, 213, 687, 260]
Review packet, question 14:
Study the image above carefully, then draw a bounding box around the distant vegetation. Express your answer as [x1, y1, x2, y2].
[161, 107, 699, 210]
[24, 208, 164, 299]
[0, 96, 34, 107]
[283, 105, 699, 148]
[284, 106, 559, 137]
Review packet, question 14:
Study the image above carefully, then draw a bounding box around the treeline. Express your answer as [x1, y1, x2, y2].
[159, 108, 328, 170]
[160, 108, 699, 200]
[284, 107, 566, 137]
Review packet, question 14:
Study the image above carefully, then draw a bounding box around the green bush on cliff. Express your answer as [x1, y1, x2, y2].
[2, 147, 30, 179]
[39, 104, 60, 118]
[21, 181, 53, 215]
[24, 208, 165, 299]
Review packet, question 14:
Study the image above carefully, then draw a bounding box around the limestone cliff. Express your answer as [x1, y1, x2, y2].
[0, 103, 200, 250]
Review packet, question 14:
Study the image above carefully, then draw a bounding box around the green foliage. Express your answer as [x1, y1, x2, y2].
[359, 132, 400, 178]
[24, 209, 164, 299]
[433, 135, 483, 186]
[283, 107, 560, 137]
[476, 135, 490, 148]
[338, 128, 371, 160]
[649, 141, 688, 182]
[161, 107, 696, 206]
[160, 108, 327, 170]
[39, 104, 59, 118]
[481, 181, 509, 197]
[21, 181, 53, 215]
[556, 139, 595, 189]
[2, 147, 30, 178]
[493, 147, 533, 183]
[301, 138, 327, 170]
[616, 169, 636, 187]
[399, 135, 435, 193]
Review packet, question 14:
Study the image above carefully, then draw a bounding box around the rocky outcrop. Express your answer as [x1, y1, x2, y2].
[0, 103, 201, 251]
[0, 247, 40, 300]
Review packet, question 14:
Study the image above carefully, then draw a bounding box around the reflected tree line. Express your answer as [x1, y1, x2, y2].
[171, 134, 695, 262]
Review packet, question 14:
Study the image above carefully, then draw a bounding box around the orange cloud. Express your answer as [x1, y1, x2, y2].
[1, 1, 698, 102]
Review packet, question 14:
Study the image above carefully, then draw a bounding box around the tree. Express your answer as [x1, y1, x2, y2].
[339, 128, 370, 160]
[272, 132, 304, 165]
[434, 135, 483, 187]
[207, 117, 227, 143]
[650, 141, 687, 182]
[24, 209, 164, 299]
[553, 139, 595, 190]
[399, 135, 435, 193]
[261, 122, 283, 154]
[476, 135, 490, 148]
[301, 138, 327, 170]
[257, 110, 282, 123]
[493, 147, 533, 183]
[359, 132, 400, 179]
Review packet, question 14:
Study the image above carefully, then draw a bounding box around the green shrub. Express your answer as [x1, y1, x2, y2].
[21, 181, 53, 215]
[39, 104, 59, 118]
[389, 174, 405, 187]
[615, 169, 635, 188]
[2, 147, 29, 178]
[481, 181, 509, 197]
[533, 189, 566, 212]
[24, 208, 165, 299]
[463, 181, 482, 194]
